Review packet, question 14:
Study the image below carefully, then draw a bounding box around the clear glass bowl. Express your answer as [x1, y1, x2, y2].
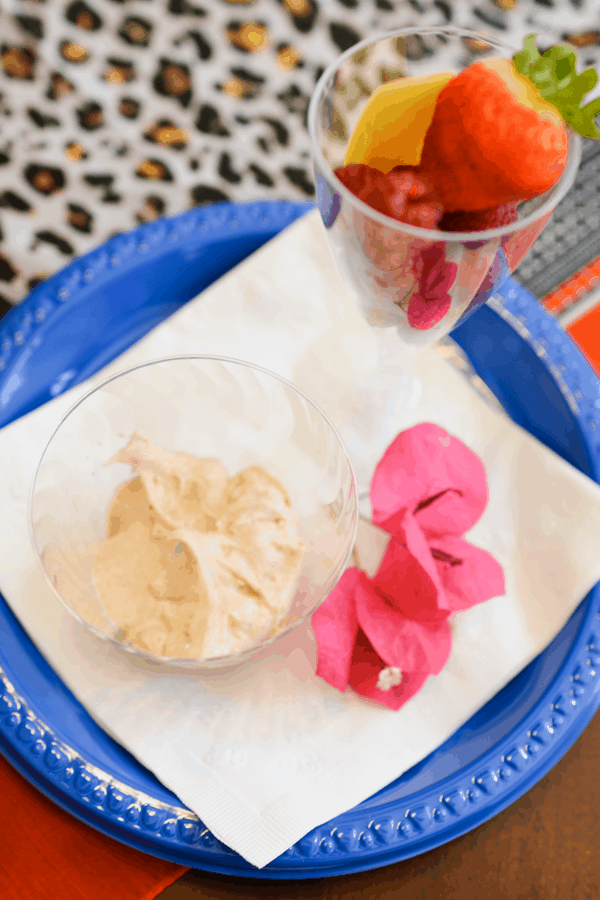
[29, 356, 358, 670]
[308, 26, 581, 351]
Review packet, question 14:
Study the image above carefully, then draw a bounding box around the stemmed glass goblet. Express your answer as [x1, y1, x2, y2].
[308, 27, 581, 488]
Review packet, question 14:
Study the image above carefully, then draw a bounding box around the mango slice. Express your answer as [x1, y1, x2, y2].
[344, 71, 455, 172]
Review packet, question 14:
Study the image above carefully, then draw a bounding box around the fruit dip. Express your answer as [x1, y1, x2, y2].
[91, 434, 305, 660]
[316, 35, 595, 339]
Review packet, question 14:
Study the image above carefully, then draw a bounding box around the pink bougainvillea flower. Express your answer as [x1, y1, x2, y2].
[312, 567, 360, 693]
[348, 630, 431, 712]
[407, 244, 457, 330]
[427, 534, 505, 613]
[312, 569, 451, 710]
[374, 528, 505, 621]
[370, 516, 447, 621]
[371, 423, 502, 620]
[312, 423, 505, 709]
[370, 422, 488, 536]
[354, 571, 451, 676]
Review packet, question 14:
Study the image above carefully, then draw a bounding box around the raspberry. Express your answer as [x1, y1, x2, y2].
[439, 202, 519, 233]
[334, 163, 382, 203]
[335, 164, 443, 230]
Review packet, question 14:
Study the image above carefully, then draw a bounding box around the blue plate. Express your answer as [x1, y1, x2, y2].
[1, 201, 600, 878]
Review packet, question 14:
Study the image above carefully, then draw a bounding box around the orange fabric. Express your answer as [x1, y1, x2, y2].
[0, 751, 188, 900]
[543, 254, 600, 314]
[567, 301, 600, 374]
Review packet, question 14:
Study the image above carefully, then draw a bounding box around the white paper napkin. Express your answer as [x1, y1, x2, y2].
[2, 209, 600, 869]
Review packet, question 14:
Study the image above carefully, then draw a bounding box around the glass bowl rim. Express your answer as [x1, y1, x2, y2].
[28, 353, 359, 670]
[308, 25, 582, 243]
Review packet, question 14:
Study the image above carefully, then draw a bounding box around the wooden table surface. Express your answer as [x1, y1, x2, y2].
[157, 708, 600, 900]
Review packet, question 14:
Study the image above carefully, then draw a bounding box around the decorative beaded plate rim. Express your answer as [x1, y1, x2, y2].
[0, 200, 599, 878]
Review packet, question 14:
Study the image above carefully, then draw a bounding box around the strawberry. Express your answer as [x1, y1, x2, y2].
[418, 36, 600, 213]
[439, 202, 519, 233]
[418, 59, 567, 212]
[335, 163, 443, 230]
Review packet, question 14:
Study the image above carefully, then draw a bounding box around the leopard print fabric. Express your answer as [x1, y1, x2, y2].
[1, 0, 600, 310]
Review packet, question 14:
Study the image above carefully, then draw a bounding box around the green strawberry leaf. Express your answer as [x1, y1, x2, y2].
[513, 34, 540, 75]
[513, 33, 600, 139]
[564, 96, 600, 139]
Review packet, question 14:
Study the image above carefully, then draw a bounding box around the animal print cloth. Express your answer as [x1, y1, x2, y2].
[1, 0, 600, 310]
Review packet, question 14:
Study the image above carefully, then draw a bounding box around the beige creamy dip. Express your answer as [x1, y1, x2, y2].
[92, 434, 305, 659]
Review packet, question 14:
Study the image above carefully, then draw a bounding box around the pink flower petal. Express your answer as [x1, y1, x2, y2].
[415, 487, 485, 539]
[312, 568, 360, 692]
[312, 423, 504, 710]
[406, 244, 457, 331]
[407, 290, 452, 330]
[373, 515, 449, 618]
[355, 573, 452, 674]
[348, 630, 430, 711]
[370, 423, 488, 538]
[420, 245, 457, 298]
[433, 536, 505, 611]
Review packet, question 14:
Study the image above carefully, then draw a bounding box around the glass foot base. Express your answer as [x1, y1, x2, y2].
[292, 327, 422, 495]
